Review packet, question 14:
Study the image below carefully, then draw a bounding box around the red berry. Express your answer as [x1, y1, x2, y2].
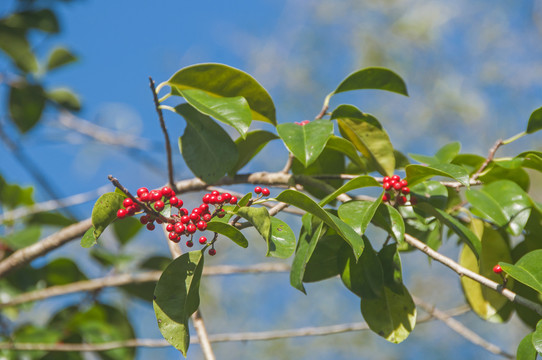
[393, 182, 402, 191]
[154, 200, 165, 211]
[211, 190, 220, 196]
[176, 199, 184, 208]
[401, 187, 410, 195]
[192, 208, 201, 215]
[187, 224, 196, 234]
[199, 236, 207, 244]
[126, 205, 136, 215]
[139, 192, 150, 202]
[123, 198, 133, 208]
[190, 212, 200, 222]
[217, 210, 225, 218]
[166, 224, 174, 232]
[161, 186, 172, 198]
[222, 193, 232, 202]
[202, 194, 211, 204]
[169, 196, 179, 206]
[382, 193, 390, 202]
[391, 175, 400, 181]
[137, 187, 149, 197]
[399, 180, 408, 188]
[181, 215, 190, 224]
[156, 218, 163, 224]
[209, 196, 217, 204]
[199, 204, 209, 213]
[175, 223, 185, 234]
[203, 213, 212, 222]
[146, 223, 155, 231]
[186, 240, 193, 248]
[230, 196, 238, 205]
[117, 208, 127, 219]
[140, 215, 149, 224]
[389, 179, 397, 186]
[383, 182, 392, 191]
[168, 232, 179, 241]
[493, 265, 503, 274]
[398, 196, 407, 205]
[179, 208, 189, 216]
[216, 195, 224, 203]
[262, 188, 270, 196]
[197, 221, 207, 231]
[208, 248, 216, 256]
[254, 186, 262, 194]
[133, 202, 141, 212]
[151, 190, 162, 201]
[383, 176, 391, 183]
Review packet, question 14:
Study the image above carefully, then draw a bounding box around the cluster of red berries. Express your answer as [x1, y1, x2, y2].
[294, 120, 310, 126]
[381, 175, 415, 205]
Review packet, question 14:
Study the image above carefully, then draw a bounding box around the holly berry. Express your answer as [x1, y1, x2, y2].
[199, 236, 207, 245]
[254, 186, 262, 194]
[179, 208, 189, 216]
[262, 188, 270, 196]
[146, 223, 155, 231]
[217, 210, 226, 218]
[199, 204, 209, 213]
[493, 265, 503, 274]
[202, 194, 211, 204]
[190, 212, 200, 222]
[197, 221, 207, 231]
[126, 205, 136, 215]
[203, 213, 212, 222]
[391, 175, 400, 181]
[166, 224, 174, 232]
[137, 187, 149, 197]
[211, 190, 219, 196]
[123, 198, 133, 208]
[180, 215, 190, 224]
[187, 224, 196, 234]
[383, 176, 390, 183]
[186, 240, 193, 248]
[175, 223, 185, 234]
[150, 190, 162, 201]
[230, 196, 238, 205]
[383, 182, 392, 191]
[216, 195, 224, 203]
[154, 200, 165, 211]
[222, 193, 232, 202]
[169, 232, 179, 241]
[398, 196, 407, 205]
[117, 208, 127, 219]
[399, 180, 408, 188]
[169, 196, 179, 206]
[382, 193, 390, 202]
[209, 196, 217, 204]
[161, 186, 172, 198]
[208, 248, 217, 256]
[140, 215, 149, 224]
[401, 187, 410, 194]
[139, 192, 150, 202]
[393, 182, 402, 191]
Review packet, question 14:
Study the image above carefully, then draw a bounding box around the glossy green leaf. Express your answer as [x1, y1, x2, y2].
[500, 250, 542, 294]
[333, 67, 408, 96]
[333, 105, 395, 176]
[320, 175, 380, 206]
[466, 190, 508, 227]
[206, 221, 248, 248]
[527, 107, 542, 134]
[517, 333, 537, 360]
[406, 163, 469, 188]
[517, 152, 542, 173]
[360, 284, 416, 344]
[277, 119, 333, 168]
[372, 204, 405, 244]
[1, 225, 41, 249]
[112, 216, 143, 246]
[47, 88, 81, 111]
[338, 197, 383, 236]
[91, 192, 125, 239]
[379, 244, 403, 293]
[276, 189, 364, 259]
[479, 163, 530, 191]
[409, 142, 461, 165]
[290, 218, 325, 293]
[236, 193, 252, 208]
[460, 220, 513, 321]
[340, 238, 384, 299]
[533, 320, 542, 354]
[2, 9, 59, 33]
[167, 63, 276, 125]
[80, 227, 96, 248]
[46, 47, 77, 71]
[326, 135, 367, 170]
[410, 180, 448, 210]
[303, 231, 344, 282]
[176, 103, 238, 183]
[9, 82, 45, 133]
[232, 130, 278, 173]
[179, 89, 252, 139]
[153, 250, 204, 357]
[267, 217, 295, 258]
[0, 26, 38, 72]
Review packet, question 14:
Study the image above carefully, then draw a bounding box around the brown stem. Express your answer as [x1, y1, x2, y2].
[471, 139, 503, 181]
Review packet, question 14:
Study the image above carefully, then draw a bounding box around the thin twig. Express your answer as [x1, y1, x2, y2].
[281, 153, 295, 174]
[149, 77, 177, 193]
[471, 139, 503, 181]
[415, 297, 514, 359]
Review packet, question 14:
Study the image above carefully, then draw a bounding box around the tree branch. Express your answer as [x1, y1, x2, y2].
[471, 139, 503, 181]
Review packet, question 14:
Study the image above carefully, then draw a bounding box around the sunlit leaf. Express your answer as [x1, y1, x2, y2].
[232, 130, 278, 173]
[320, 175, 380, 206]
[267, 217, 295, 258]
[46, 47, 77, 71]
[0, 26, 38, 72]
[516, 333, 537, 360]
[290, 217, 325, 293]
[338, 197, 383, 237]
[235, 206, 271, 243]
[206, 221, 248, 248]
[372, 204, 405, 244]
[500, 250, 542, 294]
[80, 227, 96, 248]
[91, 192, 124, 239]
[47, 88, 81, 111]
[526, 106, 542, 134]
[333, 67, 408, 96]
[406, 163, 469, 188]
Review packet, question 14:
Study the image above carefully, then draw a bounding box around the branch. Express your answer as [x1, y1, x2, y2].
[149, 77, 177, 193]
[471, 139, 503, 181]
[415, 297, 514, 359]
[281, 153, 295, 174]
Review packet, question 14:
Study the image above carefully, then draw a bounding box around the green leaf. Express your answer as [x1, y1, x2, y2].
[45, 258, 87, 286]
[372, 204, 405, 244]
[46, 47, 77, 71]
[533, 320, 542, 354]
[360, 284, 416, 344]
[379, 244, 403, 293]
[333, 105, 395, 176]
[326, 135, 367, 170]
[1, 225, 41, 249]
[320, 175, 380, 207]
[47, 88, 81, 111]
[167, 63, 276, 125]
[112, 216, 143, 246]
[267, 217, 296, 258]
[410, 142, 461, 165]
[235, 206, 271, 242]
[232, 130, 278, 173]
[0, 183, 34, 209]
[80, 227, 96, 248]
[0, 26, 38, 72]
[27, 211, 75, 227]
[527, 107, 542, 134]
[176, 103, 238, 183]
[290, 218, 325, 293]
[277, 119, 333, 168]
[406, 163, 470, 188]
[410, 180, 448, 210]
[466, 190, 509, 227]
[500, 250, 542, 294]
[517, 333, 537, 360]
[91, 192, 125, 239]
[333, 67, 408, 96]
[179, 89, 252, 139]
[9, 82, 46, 133]
[303, 230, 344, 282]
[276, 189, 364, 259]
[205, 221, 248, 248]
[338, 197, 383, 236]
[460, 220, 513, 322]
[153, 250, 204, 357]
[2, 9, 59, 33]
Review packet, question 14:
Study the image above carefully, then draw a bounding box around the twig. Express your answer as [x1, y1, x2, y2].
[471, 139, 503, 181]
[149, 77, 177, 193]
[281, 153, 295, 174]
[414, 297, 514, 359]
[0, 304, 469, 351]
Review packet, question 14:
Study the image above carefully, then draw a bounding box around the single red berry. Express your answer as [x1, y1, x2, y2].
[187, 224, 197, 234]
[262, 188, 270, 196]
[203, 213, 212, 222]
[181, 215, 190, 224]
[398, 196, 407, 205]
[186, 240, 194, 248]
[383, 176, 391, 183]
[197, 221, 207, 231]
[382, 193, 390, 202]
[222, 193, 232, 202]
[211, 190, 220, 196]
[209, 196, 217, 204]
[156, 218, 163, 224]
[168, 232, 179, 241]
[230, 196, 238, 205]
[176, 199, 184, 208]
[117, 208, 127, 219]
[140, 215, 149, 224]
[199, 203, 209, 213]
[190, 212, 200, 222]
[391, 175, 400, 181]
[393, 182, 402, 191]
[192, 208, 201, 215]
[175, 223, 185, 234]
[199, 236, 207, 245]
[399, 180, 408, 188]
[254, 186, 262, 194]
[139, 192, 150, 202]
[216, 195, 224, 203]
[383, 182, 392, 191]
[169, 196, 179, 206]
[300, 120, 310, 125]
[126, 205, 136, 215]
[161, 186, 172, 198]
[166, 223, 174, 232]
[493, 265, 503, 274]
[123, 198, 133, 208]
[389, 179, 397, 186]
[154, 200, 165, 211]
[137, 187, 149, 197]
[202, 194, 211, 204]
[402, 187, 410, 195]
[179, 208, 189, 216]
[208, 248, 217, 256]
[217, 210, 225, 218]
[132, 202, 141, 212]
[150, 190, 162, 201]
[146, 223, 155, 231]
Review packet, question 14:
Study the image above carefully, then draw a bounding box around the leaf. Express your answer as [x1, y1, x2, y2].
[372, 204, 405, 244]
[167, 63, 276, 125]
[379, 244, 404, 293]
[500, 250, 542, 294]
[410, 180, 448, 210]
[410, 142, 461, 165]
[45, 258, 87, 286]
[533, 320, 542, 354]
[517, 333, 537, 360]
[303, 231, 344, 282]
[338, 197, 383, 236]
[526, 106, 542, 134]
[9, 82, 46, 133]
[205, 221, 248, 248]
[2, 9, 59, 33]
[176, 103, 238, 183]
[1, 225, 41, 249]
[459, 220, 513, 321]
[405, 163, 470, 188]
[27, 211, 75, 227]
[46, 47, 77, 71]
[319, 175, 380, 206]
[178, 89, 251, 139]
[47, 88, 81, 111]
[235, 206, 271, 243]
[267, 217, 295, 258]
[112, 216, 143, 246]
[326, 135, 367, 170]
[277, 119, 334, 168]
[0, 26, 38, 72]
[276, 189, 364, 259]
[91, 192, 125, 239]
[333, 67, 408, 96]
[153, 250, 204, 357]
[333, 105, 395, 176]
[360, 284, 416, 344]
[80, 227, 96, 248]
[232, 130, 278, 173]
[290, 218, 325, 293]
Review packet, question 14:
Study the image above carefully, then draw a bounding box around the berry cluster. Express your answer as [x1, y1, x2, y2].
[294, 120, 310, 126]
[381, 175, 415, 205]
